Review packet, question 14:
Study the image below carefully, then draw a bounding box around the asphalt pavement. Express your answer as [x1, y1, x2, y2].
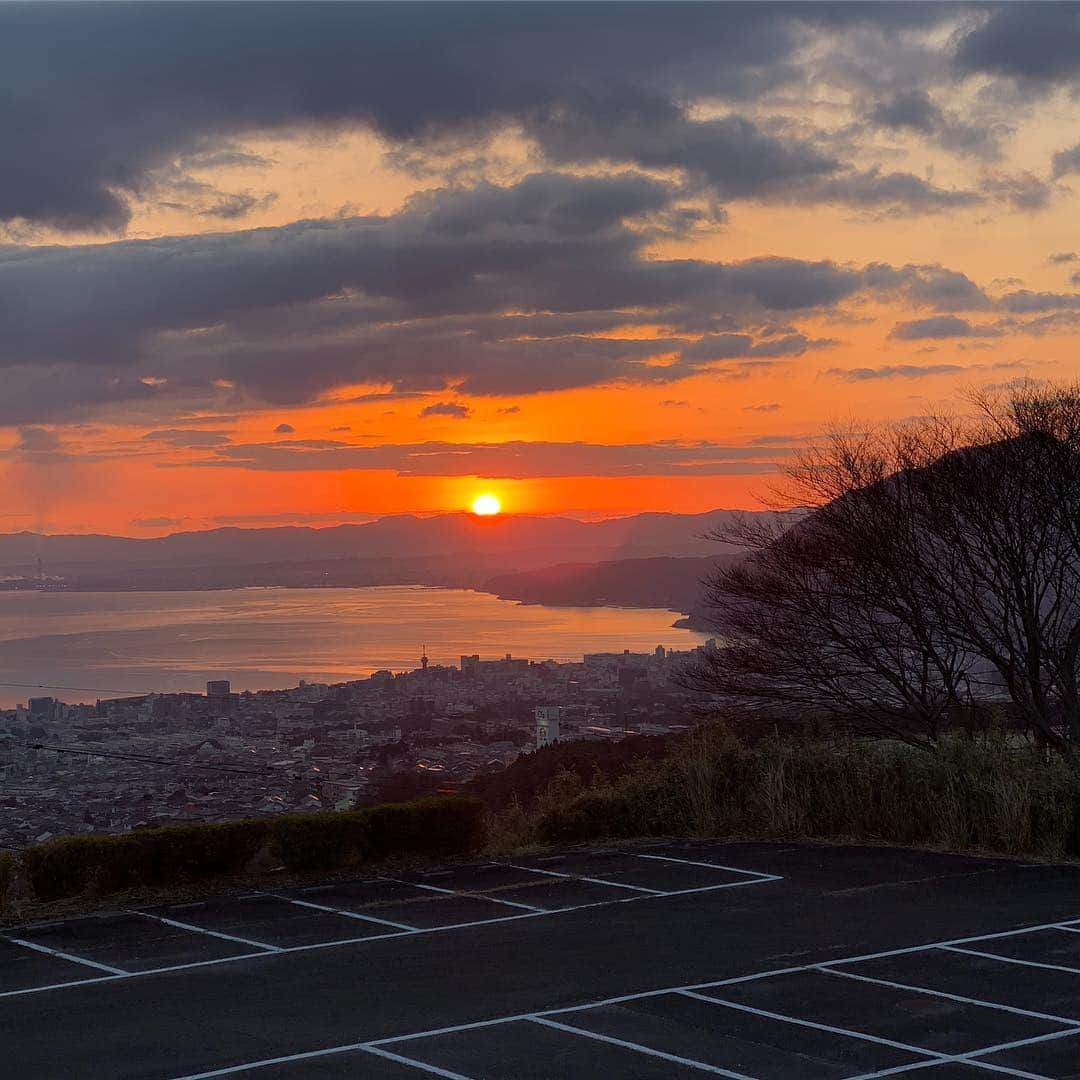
[4, 841, 1080, 1079]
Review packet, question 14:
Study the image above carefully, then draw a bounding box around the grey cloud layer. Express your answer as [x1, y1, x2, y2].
[0, 172, 997, 421]
[192, 439, 795, 477]
[0, 3, 1000, 230]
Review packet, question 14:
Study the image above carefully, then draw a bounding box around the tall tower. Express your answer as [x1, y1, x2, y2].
[420, 645, 429, 671]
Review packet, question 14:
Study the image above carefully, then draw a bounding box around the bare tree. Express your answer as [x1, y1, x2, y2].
[685, 382, 1080, 753]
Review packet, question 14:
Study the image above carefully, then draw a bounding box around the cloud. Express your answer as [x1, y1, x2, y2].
[0, 172, 994, 422]
[143, 428, 232, 448]
[188, 438, 798, 478]
[212, 511, 378, 525]
[865, 90, 1005, 162]
[130, 516, 187, 529]
[273, 422, 295, 434]
[1049, 252, 1078, 264]
[955, 6, 1080, 87]
[15, 426, 61, 452]
[680, 332, 837, 362]
[1052, 143, 1080, 179]
[744, 403, 782, 413]
[889, 315, 1000, 340]
[998, 291, 1080, 314]
[827, 364, 969, 381]
[0, 4, 971, 230]
[419, 402, 470, 419]
[981, 171, 1057, 211]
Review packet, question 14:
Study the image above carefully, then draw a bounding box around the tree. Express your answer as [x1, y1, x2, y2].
[684, 382, 1080, 752]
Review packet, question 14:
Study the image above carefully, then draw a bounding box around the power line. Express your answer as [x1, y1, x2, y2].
[20, 743, 274, 776]
[0, 680, 162, 697]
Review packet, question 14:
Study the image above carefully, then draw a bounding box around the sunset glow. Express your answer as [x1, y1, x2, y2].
[471, 494, 502, 517]
[1, 4, 1079, 536]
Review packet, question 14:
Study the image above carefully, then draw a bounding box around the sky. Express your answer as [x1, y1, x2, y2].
[2, 2, 1080, 535]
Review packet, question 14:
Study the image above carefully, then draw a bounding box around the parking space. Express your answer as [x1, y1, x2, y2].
[186, 913, 1080, 1080]
[308, 915, 1080, 1080]
[0, 846, 777, 997]
[10, 842, 1080, 1080]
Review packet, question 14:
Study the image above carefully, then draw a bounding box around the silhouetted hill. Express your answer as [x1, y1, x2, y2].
[0, 509, 759, 591]
[482, 555, 740, 614]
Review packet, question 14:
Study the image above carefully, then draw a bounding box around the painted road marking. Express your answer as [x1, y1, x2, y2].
[4, 936, 128, 975]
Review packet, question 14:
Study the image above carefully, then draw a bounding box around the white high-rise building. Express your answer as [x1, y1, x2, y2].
[535, 705, 562, 749]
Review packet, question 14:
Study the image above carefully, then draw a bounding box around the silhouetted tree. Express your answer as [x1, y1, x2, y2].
[684, 382, 1080, 753]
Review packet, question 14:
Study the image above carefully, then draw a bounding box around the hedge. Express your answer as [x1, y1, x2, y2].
[12, 795, 487, 907]
[0, 850, 15, 912]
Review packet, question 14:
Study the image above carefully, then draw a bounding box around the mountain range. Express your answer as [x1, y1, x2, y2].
[0, 510, 764, 616]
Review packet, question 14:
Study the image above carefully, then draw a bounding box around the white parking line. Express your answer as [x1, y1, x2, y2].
[940, 943, 1080, 977]
[160, 906, 1080, 1080]
[819, 966, 1080, 1026]
[361, 1045, 478, 1079]
[529, 1015, 755, 1078]
[631, 852, 782, 880]
[503, 862, 665, 894]
[680, 990, 949, 1058]
[270, 895, 420, 931]
[387, 875, 550, 913]
[4, 936, 128, 975]
[132, 911, 282, 953]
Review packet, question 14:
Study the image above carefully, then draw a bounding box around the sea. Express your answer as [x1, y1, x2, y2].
[0, 586, 709, 707]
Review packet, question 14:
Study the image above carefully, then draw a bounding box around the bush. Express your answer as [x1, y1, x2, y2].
[272, 811, 368, 873]
[364, 795, 487, 861]
[16, 795, 488, 905]
[0, 850, 16, 911]
[508, 724, 1080, 859]
[23, 819, 272, 902]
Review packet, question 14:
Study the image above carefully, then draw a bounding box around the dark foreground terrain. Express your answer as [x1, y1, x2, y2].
[3, 842, 1080, 1079]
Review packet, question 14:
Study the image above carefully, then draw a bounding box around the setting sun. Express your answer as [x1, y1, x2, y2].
[471, 493, 502, 516]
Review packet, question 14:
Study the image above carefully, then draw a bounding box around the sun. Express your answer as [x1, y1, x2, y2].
[471, 493, 502, 516]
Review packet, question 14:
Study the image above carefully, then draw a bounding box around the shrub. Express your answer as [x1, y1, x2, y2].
[272, 811, 369, 873]
[364, 796, 487, 861]
[536, 790, 636, 844]
[23, 819, 273, 902]
[0, 850, 16, 912]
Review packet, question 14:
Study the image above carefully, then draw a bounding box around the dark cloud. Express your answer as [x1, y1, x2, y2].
[15, 426, 61, 452]
[1049, 252, 1078, 264]
[0, 172, 995, 421]
[0, 3, 969, 230]
[955, 5, 1080, 87]
[419, 402, 470, 419]
[143, 429, 233, 448]
[869, 89, 942, 133]
[998, 291, 1080, 314]
[827, 364, 969, 381]
[1052, 144, 1080, 179]
[981, 172, 1057, 212]
[864, 89, 1005, 162]
[187, 438, 796, 478]
[889, 315, 1000, 340]
[130, 516, 187, 529]
[680, 332, 836, 362]
[744, 403, 782, 413]
[497, 406, 521, 415]
[273, 423, 295, 434]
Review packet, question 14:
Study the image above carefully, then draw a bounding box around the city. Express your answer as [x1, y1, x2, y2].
[0, 642, 712, 848]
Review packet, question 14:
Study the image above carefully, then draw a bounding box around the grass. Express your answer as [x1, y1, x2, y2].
[486, 724, 1080, 860]
[6, 728, 1079, 922]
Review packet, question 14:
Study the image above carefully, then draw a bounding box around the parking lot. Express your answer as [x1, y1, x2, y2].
[1, 849, 778, 995]
[4, 842, 1080, 1079]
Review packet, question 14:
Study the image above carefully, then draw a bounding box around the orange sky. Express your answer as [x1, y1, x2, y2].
[3, 6, 1080, 535]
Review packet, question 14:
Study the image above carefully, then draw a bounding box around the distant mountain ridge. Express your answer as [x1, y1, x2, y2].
[0, 510, 755, 578]
[483, 555, 737, 616]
